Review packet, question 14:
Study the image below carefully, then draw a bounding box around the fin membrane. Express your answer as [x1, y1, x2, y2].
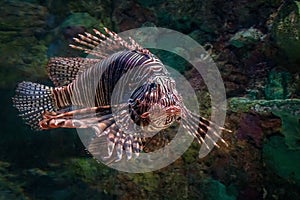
[47, 57, 101, 87]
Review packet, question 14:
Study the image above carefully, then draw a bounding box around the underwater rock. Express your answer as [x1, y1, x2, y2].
[208, 112, 265, 198]
[229, 27, 265, 48]
[21, 161, 114, 199]
[0, 0, 48, 32]
[157, 1, 222, 35]
[68, 0, 112, 23]
[59, 12, 99, 30]
[0, 36, 48, 88]
[47, 12, 99, 57]
[272, 1, 300, 67]
[199, 178, 236, 200]
[64, 158, 111, 184]
[189, 30, 214, 45]
[0, 0, 49, 88]
[228, 98, 300, 116]
[116, 172, 161, 199]
[263, 135, 300, 185]
[271, 110, 300, 150]
[46, 0, 113, 29]
[236, 113, 263, 148]
[209, 153, 231, 181]
[150, 48, 191, 74]
[264, 69, 293, 100]
[62, 25, 86, 41]
[137, 0, 164, 8]
[113, 1, 156, 31]
[238, 187, 261, 200]
[0, 161, 28, 199]
[229, 97, 300, 150]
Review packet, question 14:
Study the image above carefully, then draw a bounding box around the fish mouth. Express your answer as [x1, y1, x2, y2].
[138, 104, 181, 133]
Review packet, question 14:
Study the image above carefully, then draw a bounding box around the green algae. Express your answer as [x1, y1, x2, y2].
[150, 49, 190, 74]
[0, 37, 48, 88]
[272, 1, 300, 65]
[264, 69, 292, 100]
[0, 161, 29, 199]
[68, 0, 113, 28]
[263, 135, 300, 185]
[65, 157, 111, 184]
[296, 1, 300, 15]
[0, 159, 115, 199]
[228, 98, 300, 117]
[128, 172, 160, 192]
[199, 178, 236, 200]
[0, 0, 48, 31]
[271, 110, 300, 150]
[0, 0, 49, 88]
[229, 27, 265, 48]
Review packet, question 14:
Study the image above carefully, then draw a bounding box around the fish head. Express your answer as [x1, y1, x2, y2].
[142, 102, 182, 133]
[129, 76, 182, 133]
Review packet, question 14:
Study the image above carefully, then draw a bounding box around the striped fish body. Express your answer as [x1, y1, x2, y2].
[53, 51, 163, 107]
[13, 28, 229, 162]
[49, 50, 181, 132]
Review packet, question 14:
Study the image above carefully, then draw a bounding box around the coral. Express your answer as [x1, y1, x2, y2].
[263, 135, 300, 185]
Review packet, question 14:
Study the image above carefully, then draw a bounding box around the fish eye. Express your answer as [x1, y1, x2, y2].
[150, 82, 157, 89]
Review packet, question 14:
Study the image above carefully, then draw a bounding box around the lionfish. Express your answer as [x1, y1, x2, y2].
[13, 27, 229, 162]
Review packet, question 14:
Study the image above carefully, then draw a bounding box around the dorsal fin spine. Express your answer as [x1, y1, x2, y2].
[78, 34, 100, 46]
[70, 27, 148, 59]
[73, 37, 96, 49]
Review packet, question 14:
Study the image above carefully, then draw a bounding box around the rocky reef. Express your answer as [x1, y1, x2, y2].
[0, 0, 49, 88]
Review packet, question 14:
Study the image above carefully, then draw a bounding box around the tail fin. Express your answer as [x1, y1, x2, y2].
[12, 81, 56, 130]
